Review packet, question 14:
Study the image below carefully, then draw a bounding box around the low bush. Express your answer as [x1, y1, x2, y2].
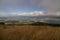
[0, 22, 5, 25]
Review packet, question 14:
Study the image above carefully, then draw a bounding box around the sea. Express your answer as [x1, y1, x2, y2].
[14, 16, 60, 24]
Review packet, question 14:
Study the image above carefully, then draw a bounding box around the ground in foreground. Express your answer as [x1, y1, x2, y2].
[0, 25, 60, 40]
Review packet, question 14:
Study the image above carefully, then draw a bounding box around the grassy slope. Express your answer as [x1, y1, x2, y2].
[0, 25, 60, 40]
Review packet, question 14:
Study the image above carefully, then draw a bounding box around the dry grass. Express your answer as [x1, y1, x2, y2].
[0, 25, 60, 40]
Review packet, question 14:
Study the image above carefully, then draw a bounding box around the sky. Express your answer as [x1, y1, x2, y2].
[0, 0, 60, 17]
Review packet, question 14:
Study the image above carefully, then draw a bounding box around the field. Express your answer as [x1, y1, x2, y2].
[0, 24, 60, 40]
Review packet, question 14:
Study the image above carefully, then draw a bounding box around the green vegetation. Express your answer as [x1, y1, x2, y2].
[0, 21, 60, 27]
[28, 22, 60, 27]
[0, 22, 5, 25]
[30, 22, 47, 25]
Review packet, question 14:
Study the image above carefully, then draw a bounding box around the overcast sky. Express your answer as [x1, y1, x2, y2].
[0, 0, 60, 17]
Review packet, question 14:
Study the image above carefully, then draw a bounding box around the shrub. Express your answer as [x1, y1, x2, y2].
[30, 22, 48, 25]
[0, 22, 5, 25]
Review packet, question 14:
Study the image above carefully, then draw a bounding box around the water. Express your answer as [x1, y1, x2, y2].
[9, 16, 60, 24]
[40, 19, 60, 24]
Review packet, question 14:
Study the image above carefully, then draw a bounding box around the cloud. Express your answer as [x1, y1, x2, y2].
[0, 12, 12, 17]
[34, 0, 60, 12]
[35, 0, 60, 16]
[0, 0, 60, 16]
[0, 0, 42, 11]
[16, 11, 46, 16]
[0, 0, 60, 12]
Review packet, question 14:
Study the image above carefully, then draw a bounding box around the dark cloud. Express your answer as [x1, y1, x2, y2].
[0, 0, 60, 12]
[0, 0, 60, 16]
[41, 0, 60, 12]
